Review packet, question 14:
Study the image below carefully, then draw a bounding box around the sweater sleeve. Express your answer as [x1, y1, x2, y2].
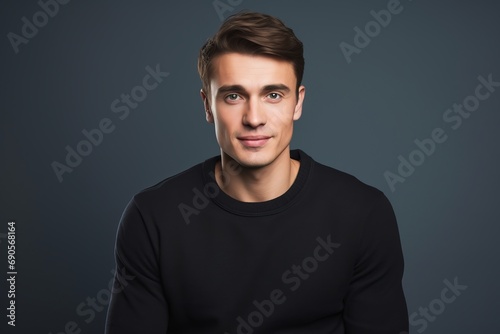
[105, 197, 169, 334]
[343, 193, 409, 334]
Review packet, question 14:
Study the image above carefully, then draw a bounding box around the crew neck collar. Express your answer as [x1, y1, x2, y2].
[201, 149, 312, 216]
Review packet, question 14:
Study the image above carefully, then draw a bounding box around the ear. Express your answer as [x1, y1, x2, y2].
[293, 85, 306, 121]
[200, 89, 214, 124]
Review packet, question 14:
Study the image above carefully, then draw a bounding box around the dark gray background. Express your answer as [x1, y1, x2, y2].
[1, 0, 499, 333]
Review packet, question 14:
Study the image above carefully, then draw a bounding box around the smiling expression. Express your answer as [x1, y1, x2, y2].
[202, 53, 305, 169]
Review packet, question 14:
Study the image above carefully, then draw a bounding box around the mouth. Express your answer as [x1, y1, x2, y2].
[237, 136, 271, 148]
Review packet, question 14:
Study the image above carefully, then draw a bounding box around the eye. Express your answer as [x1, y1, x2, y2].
[225, 93, 240, 101]
[267, 92, 282, 101]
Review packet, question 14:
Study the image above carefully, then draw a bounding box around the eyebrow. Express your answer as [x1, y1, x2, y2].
[216, 84, 291, 97]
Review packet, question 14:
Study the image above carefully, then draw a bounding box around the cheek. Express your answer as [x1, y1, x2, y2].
[268, 106, 295, 130]
[213, 110, 238, 141]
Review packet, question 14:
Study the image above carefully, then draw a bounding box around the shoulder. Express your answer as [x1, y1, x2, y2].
[303, 151, 400, 248]
[130, 156, 214, 211]
[301, 150, 390, 215]
[306, 151, 383, 197]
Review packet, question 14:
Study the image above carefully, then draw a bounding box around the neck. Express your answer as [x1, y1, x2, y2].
[215, 148, 300, 202]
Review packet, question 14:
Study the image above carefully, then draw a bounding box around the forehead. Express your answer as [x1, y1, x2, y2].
[210, 53, 296, 90]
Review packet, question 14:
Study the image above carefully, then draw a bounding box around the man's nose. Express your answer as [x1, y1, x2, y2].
[242, 98, 267, 128]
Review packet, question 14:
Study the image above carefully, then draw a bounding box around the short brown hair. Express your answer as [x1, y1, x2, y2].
[197, 11, 305, 99]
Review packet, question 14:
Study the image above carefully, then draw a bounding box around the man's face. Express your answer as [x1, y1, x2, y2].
[202, 53, 305, 168]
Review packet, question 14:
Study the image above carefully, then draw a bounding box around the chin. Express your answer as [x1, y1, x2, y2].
[230, 148, 279, 169]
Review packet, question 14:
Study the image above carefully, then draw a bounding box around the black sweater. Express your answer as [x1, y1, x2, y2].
[105, 149, 408, 333]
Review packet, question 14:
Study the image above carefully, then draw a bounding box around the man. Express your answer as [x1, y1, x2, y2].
[105, 11, 408, 333]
